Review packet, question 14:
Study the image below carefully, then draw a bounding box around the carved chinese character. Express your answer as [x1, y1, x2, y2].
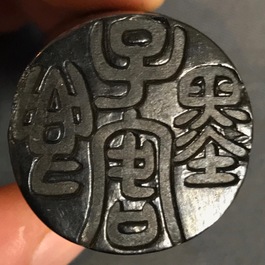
[174, 126, 247, 163]
[176, 65, 247, 129]
[11, 62, 94, 195]
[174, 65, 250, 164]
[107, 201, 158, 248]
[108, 132, 155, 199]
[90, 16, 185, 109]
[184, 143, 239, 187]
[81, 109, 182, 250]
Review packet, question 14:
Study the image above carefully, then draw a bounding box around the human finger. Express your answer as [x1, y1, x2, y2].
[0, 0, 164, 32]
[0, 183, 83, 265]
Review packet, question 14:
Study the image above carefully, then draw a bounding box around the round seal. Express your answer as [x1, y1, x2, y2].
[9, 13, 253, 254]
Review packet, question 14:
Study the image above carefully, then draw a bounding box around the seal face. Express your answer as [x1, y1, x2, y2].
[9, 13, 253, 254]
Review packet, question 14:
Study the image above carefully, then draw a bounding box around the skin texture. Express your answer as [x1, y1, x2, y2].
[0, 0, 164, 32]
[0, 184, 82, 265]
[0, 0, 164, 264]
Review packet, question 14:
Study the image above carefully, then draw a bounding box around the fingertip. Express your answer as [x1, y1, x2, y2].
[41, 0, 165, 12]
[140, 0, 165, 11]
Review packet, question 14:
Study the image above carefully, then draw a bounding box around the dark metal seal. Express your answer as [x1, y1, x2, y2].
[8, 13, 253, 254]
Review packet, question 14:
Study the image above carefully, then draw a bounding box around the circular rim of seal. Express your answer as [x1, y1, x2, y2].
[9, 12, 253, 254]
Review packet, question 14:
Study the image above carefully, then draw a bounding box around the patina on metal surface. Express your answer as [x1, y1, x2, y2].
[8, 13, 253, 254]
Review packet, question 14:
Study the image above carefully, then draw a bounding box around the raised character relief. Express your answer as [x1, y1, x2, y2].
[81, 109, 181, 252]
[174, 65, 251, 187]
[90, 16, 186, 109]
[11, 62, 94, 195]
[107, 132, 155, 199]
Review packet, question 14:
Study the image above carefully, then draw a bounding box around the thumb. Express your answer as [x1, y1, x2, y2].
[0, 183, 83, 265]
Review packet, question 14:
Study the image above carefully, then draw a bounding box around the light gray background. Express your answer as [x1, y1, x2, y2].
[0, 1, 264, 264]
